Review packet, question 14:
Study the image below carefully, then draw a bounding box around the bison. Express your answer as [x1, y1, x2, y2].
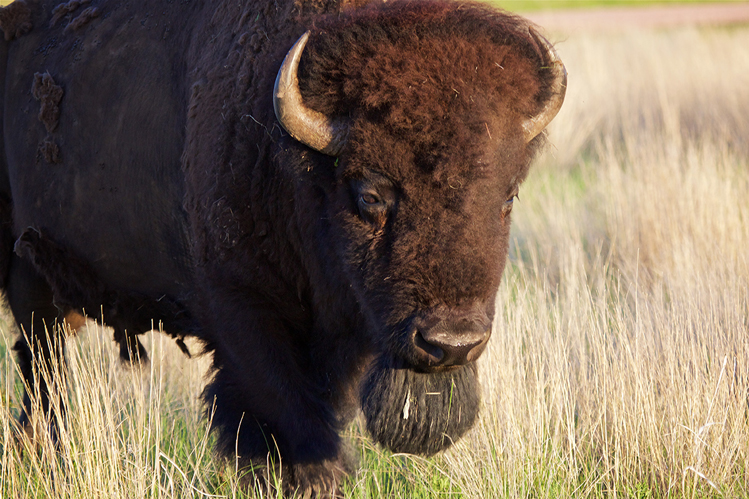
[0, 0, 566, 495]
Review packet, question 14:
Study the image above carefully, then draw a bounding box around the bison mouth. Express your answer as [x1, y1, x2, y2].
[360, 353, 480, 456]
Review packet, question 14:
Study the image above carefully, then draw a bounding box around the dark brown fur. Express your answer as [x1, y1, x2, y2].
[1, 0, 561, 496]
[0, 0, 32, 41]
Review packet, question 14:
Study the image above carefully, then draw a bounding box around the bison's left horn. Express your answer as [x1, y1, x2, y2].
[274, 31, 349, 156]
[522, 28, 567, 143]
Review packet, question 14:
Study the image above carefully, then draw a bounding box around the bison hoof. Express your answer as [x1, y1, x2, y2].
[241, 451, 354, 499]
[285, 460, 349, 499]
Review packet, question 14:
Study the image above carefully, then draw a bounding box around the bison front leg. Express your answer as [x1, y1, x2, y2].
[7, 254, 67, 443]
[203, 305, 353, 497]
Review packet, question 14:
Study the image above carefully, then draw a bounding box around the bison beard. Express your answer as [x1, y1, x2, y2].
[361, 355, 480, 455]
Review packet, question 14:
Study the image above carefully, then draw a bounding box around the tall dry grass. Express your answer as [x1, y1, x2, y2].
[2, 24, 749, 499]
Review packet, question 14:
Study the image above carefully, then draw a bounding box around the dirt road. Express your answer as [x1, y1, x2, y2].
[522, 2, 749, 33]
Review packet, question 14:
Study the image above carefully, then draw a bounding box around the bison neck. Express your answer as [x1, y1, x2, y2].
[183, 0, 376, 432]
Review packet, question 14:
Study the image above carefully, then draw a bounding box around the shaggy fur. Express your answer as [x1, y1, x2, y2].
[361, 355, 480, 455]
[300, 2, 549, 133]
[1, 0, 562, 496]
[0, 0, 32, 41]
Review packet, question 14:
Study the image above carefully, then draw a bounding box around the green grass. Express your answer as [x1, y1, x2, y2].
[3, 15, 749, 499]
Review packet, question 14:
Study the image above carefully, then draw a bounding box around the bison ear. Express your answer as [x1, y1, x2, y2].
[521, 28, 567, 143]
[274, 32, 350, 156]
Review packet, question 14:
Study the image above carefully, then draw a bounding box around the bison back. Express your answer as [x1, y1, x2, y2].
[2, 0, 204, 297]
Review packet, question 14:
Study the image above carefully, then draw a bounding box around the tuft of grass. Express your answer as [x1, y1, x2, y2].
[2, 20, 749, 499]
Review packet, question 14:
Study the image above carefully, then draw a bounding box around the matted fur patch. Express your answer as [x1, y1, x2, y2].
[39, 136, 61, 164]
[50, 0, 91, 27]
[65, 6, 100, 32]
[31, 72, 64, 134]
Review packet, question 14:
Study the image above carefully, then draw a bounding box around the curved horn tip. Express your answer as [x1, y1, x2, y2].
[273, 31, 349, 156]
[523, 27, 568, 143]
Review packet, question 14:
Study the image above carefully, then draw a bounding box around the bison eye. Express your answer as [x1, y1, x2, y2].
[502, 192, 518, 218]
[357, 190, 388, 228]
[359, 192, 382, 206]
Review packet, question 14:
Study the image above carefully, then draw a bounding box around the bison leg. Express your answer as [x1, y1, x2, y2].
[203, 308, 353, 497]
[7, 254, 66, 442]
[207, 365, 352, 497]
[111, 321, 148, 364]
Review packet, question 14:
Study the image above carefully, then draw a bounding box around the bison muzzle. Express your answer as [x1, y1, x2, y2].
[0, 0, 566, 495]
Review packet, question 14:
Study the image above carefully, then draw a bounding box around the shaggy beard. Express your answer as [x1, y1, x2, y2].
[360, 355, 480, 456]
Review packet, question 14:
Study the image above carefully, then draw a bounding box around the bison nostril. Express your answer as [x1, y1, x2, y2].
[416, 326, 490, 368]
[410, 323, 491, 369]
[413, 330, 445, 365]
[464, 339, 487, 363]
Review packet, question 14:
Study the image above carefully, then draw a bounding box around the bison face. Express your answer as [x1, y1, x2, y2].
[333, 124, 517, 371]
[273, 3, 566, 455]
[329, 116, 520, 455]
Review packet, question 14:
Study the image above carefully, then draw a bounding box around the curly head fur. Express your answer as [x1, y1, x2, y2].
[298, 0, 554, 151]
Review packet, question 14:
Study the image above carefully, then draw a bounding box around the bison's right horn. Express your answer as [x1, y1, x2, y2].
[273, 32, 349, 156]
[521, 28, 567, 143]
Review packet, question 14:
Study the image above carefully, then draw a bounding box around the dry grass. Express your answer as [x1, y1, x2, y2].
[2, 24, 749, 499]
[453, 26, 749, 497]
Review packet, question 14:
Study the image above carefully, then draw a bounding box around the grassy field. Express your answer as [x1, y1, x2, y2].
[3, 18, 749, 499]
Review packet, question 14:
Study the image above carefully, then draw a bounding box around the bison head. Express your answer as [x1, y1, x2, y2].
[274, 1, 565, 455]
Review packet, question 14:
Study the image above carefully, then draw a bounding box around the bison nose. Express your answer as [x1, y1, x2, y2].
[411, 318, 491, 369]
